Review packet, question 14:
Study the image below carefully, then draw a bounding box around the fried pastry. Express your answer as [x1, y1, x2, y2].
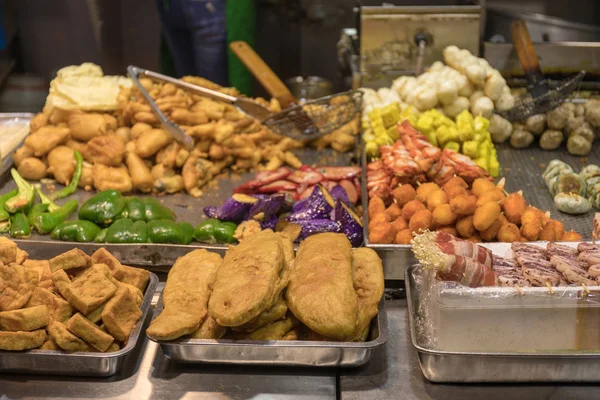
[287, 233, 359, 340]
[26, 287, 73, 323]
[209, 230, 286, 327]
[48, 321, 94, 352]
[0, 329, 47, 350]
[101, 287, 142, 341]
[0, 263, 35, 311]
[233, 297, 288, 333]
[147, 249, 221, 340]
[0, 305, 49, 331]
[66, 313, 114, 352]
[49, 248, 90, 273]
[190, 316, 227, 339]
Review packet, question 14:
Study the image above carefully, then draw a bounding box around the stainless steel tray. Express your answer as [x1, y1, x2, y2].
[0, 272, 158, 377]
[406, 264, 600, 383]
[361, 143, 599, 280]
[149, 295, 388, 368]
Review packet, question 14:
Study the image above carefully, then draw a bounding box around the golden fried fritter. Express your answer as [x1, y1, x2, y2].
[40, 338, 59, 350]
[92, 164, 133, 193]
[147, 249, 222, 341]
[287, 233, 359, 341]
[66, 313, 114, 352]
[49, 248, 90, 273]
[101, 287, 142, 341]
[235, 317, 298, 341]
[0, 305, 49, 331]
[190, 316, 227, 339]
[0, 263, 35, 311]
[24, 125, 70, 156]
[126, 152, 154, 193]
[0, 329, 47, 350]
[233, 297, 288, 333]
[83, 134, 125, 166]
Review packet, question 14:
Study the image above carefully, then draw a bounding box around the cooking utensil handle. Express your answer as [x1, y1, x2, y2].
[229, 41, 297, 108]
[511, 20, 547, 96]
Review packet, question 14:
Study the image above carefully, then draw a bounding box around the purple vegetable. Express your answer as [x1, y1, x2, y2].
[248, 193, 287, 221]
[204, 194, 258, 223]
[334, 201, 363, 247]
[331, 185, 351, 206]
[261, 214, 279, 230]
[296, 219, 341, 241]
[287, 184, 335, 222]
[291, 199, 308, 213]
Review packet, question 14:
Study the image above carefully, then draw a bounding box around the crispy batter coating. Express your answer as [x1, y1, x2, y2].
[47, 146, 76, 184]
[190, 316, 227, 339]
[93, 164, 133, 193]
[349, 248, 384, 341]
[232, 297, 288, 333]
[83, 134, 125, 166]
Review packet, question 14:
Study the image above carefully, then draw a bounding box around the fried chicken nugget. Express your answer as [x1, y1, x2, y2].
[66, 313, 114, 352]
[26, 287, 72, 323]
[0, 305, 49, 331]
[17, 157, 47, 180]
[520, 206, 544, 241]
[135, 129, 174, 158]
[0, 263, 35, 311]
[473, 202, 501, 232]
[0, 329, 46, 350]
[48, 321, 94, 352]
[83, 134, 125, 167]
[147, 249, 222, 341]
[68, 113, 109, 141]
[101, 287, 142, 341]
[348, 248, 384, 341]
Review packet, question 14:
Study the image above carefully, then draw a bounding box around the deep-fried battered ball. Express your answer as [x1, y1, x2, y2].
[409, 209, 433, 233]
[432, 204, 457, 226]
[444, 185, 468, 199]
[416, 182, 440, 203]
[369, 222, 396, 244]
[450, 194, 477, 215]
[385, 203, 403, 221]
[402, 200, 426, 221]
[443, 176, 468, 191]
[561, 230, 583, 242]
[368, 196, 386, 219]
[465, 234, 482, 243]
[369, 213, 390, 230]
[480, 217, 503, 241]
[427, 189, 449, 212]
[393, 217, 408, 232]
[502, 192, 527, 225]
[394, 229, 413, 245]
[497, 222, 521, 242]
[471, 178, 496, 197]
[392, 184, 416, 207]
[437, 226, 458, 236]
[539, 220, 565, 242]
[473, 202, 501, 231]
[520, 206, 544, 241]
[456, 215, 475, 238]
[476, 189, 505, 206]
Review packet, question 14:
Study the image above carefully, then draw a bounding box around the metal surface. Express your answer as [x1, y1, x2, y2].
[285, 76, 334, 102]
[151, 294, 388, 368]
[0, 273, 158, 377]
[0, 113, 33, 174]
[359, 6, 480, 89]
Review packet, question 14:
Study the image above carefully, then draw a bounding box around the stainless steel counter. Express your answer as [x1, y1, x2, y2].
[3, 300, 600, 399]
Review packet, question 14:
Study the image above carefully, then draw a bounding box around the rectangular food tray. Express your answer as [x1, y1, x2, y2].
[0, 272, 158, 377]
[405, 244, 600, 383]
[149, 295, 388, 368]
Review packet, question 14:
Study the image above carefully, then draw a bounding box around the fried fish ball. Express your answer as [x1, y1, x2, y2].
[497, 222, 521, 242]
[444, 185, 468, 199]
[394, 229, 413, 244]
[437, 226, 458, 236]
[471, 178, 496, 197]
[427, 189, 448, 211]
[402, 200, 426, 221]
[502, 192, 527, 225]
[432, 204, 457, 225]
[17, 157, 47, 180]
[368, 196, 386, 219]
[13, 146, 34, 168]
[416, 182, 440, 203]
[520, 207, 544, 241]
[450, 194, 477, 215]
[561, 230, 583, 241]
[456, 215, 475, 238]
[476, 189, 505, 206]
[443, 176, 468, 191]
[385, 203, 403, 221]
[480, 217, 503, 241]
[392, 184, 416, 207]
[409, 209, 433, 233]
[392, 216, 408, 232]
[539, 220, 565, 241]
[473, 202, 501, 231]
[369, 222, 396, 244]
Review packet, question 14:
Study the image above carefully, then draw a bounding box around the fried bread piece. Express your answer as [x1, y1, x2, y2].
[90, 248, 125, 280]
[190, 316, 227, 339]
[68, 264, 118, 314]
[48, 321, 94, 352]
[26, 287, 73, 322]
[101, 287, 142, 341]
[275, 232, 295, 269]
[348, 248, 384, 341]
[66, 313, 114, 352]
[0, 305, 49, 331]
[287, 233, 359, 340]
[0, 263, 35, 311]
[0, 237, 18, 264]
[147, 249, 221, 340]
[49, 248, 90, 273]
[209, 230, 286, 327]
[235, 317, 299, 340]
[0, 329, 46, 350]
[23, 260, 53, 290]
[233, 297, 288, 333]
[118, 265, 150, 291]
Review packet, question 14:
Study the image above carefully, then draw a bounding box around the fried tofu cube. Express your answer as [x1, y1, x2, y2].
[68, 265, 118, 314]
[40, 338, 59, 350]
[101, 287, 142, 341]
[118, 265, 150, 291]
[0, 329, 47, 350]
[0, 305, 49, 331]
[0, 263, 35, 311]
[66, 313, 114, 352]
[26, 287, 73, 323]
[90, 248, 125, 280]
[0, 237, 18, 264]
[49, 249, 90, 273]
[85, 303, 106, 324]
[23, 260, 53, 290]
[48, 321, 94, 352]
[15, 248, 28, 264]
[51, 269, 71, 296]
[116, 282, 143, 306]
[106, 342, 120, 352]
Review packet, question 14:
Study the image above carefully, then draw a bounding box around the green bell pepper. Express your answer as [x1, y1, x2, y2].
[0, 189, 17, 221]
[50, 150, 83, 200]
[27, 203, 49, 227]
[51, 220, 101, 242]
[147, 219, 191, 244]
[32, 199, 78, 235]
[105, 218, 148, 243]
[79, 190, 126, 226]
[118, 197, 146, 222]
[144, 198, 175, 221]
[10, 212, 30, 238]
[194, 218, 237, 244]
[94, 228, 108, 243]
[5, 169, 34, 213]
[180, 222, 194, 245]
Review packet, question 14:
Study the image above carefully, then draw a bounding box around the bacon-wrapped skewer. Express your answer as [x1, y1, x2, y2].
[433, 231, 493, 268]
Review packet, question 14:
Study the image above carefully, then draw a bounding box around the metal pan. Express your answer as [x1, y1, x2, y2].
[0, 272, 158, 377]
[406, 264, 600, 383]
[149, 295, 388, 368]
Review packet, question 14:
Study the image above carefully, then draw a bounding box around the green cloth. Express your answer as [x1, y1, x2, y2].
[226, 0, 256, 96]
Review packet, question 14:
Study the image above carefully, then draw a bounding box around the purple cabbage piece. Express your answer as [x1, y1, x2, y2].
[331, 185, 351, 206]
[334, 201, 363, 247]
[203, 194, 258, 223]
[247, 193, 287, 221]
[296, 219, 341, 241]
[261, 214, 279, 230]
[287, 184, 335, 222]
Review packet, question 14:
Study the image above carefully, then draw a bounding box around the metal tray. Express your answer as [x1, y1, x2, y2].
[0, 272, 158, 377]
[362, 143, 599, 280]
[406, 264, 600, 383]
[149, 294, 388, 368]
